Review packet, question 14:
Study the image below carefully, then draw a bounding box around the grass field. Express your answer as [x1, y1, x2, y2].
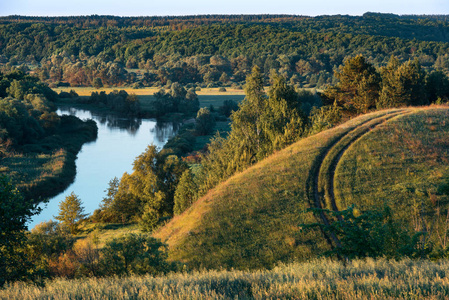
[154, 108, 413, 270]
[3, 258, 449, 299]
[54, 87, 246, 97]
[334, 107, 449, 234]
[0, 149, 69, 199]
[54, 87, 245, 117]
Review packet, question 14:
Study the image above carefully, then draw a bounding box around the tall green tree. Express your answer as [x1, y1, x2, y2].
[55, 192, 87, 234]
[0, 176, 39, 285]
[112, 145, 187, 230]
[229, 65, 267, 163]
[425, 70, 449, 103]
[262, 72, 306, 155]
[173, 169, 197, 215]
[324, 55, 381, 114]
[378, 57, 426, 108]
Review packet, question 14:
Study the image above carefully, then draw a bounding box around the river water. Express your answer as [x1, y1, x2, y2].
[28, 107, 176, 229]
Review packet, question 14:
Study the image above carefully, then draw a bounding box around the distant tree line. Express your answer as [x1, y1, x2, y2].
[1, 14, 449, 89]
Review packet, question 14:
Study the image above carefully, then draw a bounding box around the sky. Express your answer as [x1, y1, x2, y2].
[0, 0, 448, 17]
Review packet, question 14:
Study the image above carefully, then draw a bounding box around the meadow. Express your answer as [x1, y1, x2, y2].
[2, 258, 448, 299]
[334, 107, 449, 230]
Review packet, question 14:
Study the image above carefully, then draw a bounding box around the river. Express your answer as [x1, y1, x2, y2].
[28, 107, 177, 229]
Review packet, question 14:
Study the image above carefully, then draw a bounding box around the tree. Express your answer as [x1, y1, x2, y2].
[174, 169, 197, 215]
[55, 192, 87, 234]
[96, 177, 120, 222]
[195, 107, 215, 135]
[92, 77, 103, 89]
[378, 57, 426, 108]
[324, 55, 381, 114]
[112, 145, 187, 229]
[229, 65, 267, 162]
[0, 175, 39, 285]
[425, 70, 449, 103]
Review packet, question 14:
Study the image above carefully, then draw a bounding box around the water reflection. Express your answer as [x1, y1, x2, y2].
[151, 121, 181, 143]
[96, 115, 142, 135]
[29, 107, 177, 229]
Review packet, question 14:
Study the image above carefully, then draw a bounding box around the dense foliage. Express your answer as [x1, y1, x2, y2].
[2, 14, 449, 89]
[0, 176, 40, 286]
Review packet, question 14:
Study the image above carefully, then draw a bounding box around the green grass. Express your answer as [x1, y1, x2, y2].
[154, 108, 409, 270]
[3, 258, 449, 299]
[0, 116, 97, 201]
[334, 107, 449, 230]
[0, 150, 68, 198]
[77, 222, 140, 248]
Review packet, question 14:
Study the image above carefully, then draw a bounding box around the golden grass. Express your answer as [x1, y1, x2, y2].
[154, 108, 415, 269]
[334, 106, 449, 227]
[3, 258, 449, 299]
[54, 87, 246, 96]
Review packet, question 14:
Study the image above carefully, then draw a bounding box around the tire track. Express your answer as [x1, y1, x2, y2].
[306, 109, 410, 251]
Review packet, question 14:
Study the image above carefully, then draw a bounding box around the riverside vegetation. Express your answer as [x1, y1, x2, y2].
[2, 13, 449, 298]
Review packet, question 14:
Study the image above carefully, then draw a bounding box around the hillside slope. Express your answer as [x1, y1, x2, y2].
[154, 106, 449, 269]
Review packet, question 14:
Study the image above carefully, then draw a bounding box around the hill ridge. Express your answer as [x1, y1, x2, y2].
[154, 106, 449, 269]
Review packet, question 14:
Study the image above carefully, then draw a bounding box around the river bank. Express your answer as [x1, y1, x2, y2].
[28, 107, 177, 228]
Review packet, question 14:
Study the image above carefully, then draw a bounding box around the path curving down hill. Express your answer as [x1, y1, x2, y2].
[154, 106, 449, 270]
[307, 109, 411, 250]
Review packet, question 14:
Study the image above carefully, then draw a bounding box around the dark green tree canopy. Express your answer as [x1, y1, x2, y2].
[0, 176, 40, 285]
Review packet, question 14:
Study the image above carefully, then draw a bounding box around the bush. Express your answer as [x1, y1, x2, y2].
[100, 234, 170, 276]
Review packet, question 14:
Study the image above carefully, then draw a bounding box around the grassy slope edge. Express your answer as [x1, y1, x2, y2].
[154, 107, 431, 269]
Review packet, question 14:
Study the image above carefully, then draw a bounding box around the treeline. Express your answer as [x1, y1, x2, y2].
[323, 55, 449, 115]
[1, 14, 449, 89]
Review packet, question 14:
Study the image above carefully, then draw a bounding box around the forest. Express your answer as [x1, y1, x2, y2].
[2, 13, 449, 90]
[2, 13, 449, 296]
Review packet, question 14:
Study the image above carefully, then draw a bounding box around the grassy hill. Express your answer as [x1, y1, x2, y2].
[154, 106, 449, 269]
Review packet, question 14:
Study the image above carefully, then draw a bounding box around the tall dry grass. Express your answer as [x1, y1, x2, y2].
[2, 258, 449, 299]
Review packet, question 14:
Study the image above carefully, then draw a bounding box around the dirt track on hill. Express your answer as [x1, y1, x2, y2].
[306, 109, 410, 251]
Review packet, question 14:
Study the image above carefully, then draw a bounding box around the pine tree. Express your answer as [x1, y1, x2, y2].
[55, 192, 87, 234]
[378, 57, 426, 108]
[324, 55, 381, 114]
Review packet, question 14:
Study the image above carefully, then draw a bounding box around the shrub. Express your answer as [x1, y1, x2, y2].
[100, 234, 170, 276]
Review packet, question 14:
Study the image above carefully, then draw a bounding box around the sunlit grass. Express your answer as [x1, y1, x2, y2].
[3, 258, 449, 299]
[335, 106, 449, 225]
[154, 108, 410, 269]
[54, 87, 246, 97]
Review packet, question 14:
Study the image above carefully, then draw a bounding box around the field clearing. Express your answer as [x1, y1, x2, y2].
[54, 87, 245, 115]
[3, 258, 449, 299]
[53, 87, 246, 97]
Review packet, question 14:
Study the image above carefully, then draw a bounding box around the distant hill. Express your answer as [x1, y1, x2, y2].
[154, 106, 449, 269]
[1, 14, 449, 89]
